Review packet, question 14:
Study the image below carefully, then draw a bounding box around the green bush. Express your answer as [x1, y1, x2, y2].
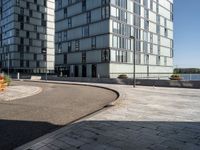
[170, 74, 181, 80]
[4, 75, 12, 85]
[118, 74, 128, 79]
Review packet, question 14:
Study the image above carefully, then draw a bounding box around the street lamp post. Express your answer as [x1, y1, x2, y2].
[45, 61, 47, 81]
[42, 48, 47, 81]
[7, 53, 10, 76]
[130, 36, 136, 88]
[6, 46, 10, 76]
[147, 54, 150, 78]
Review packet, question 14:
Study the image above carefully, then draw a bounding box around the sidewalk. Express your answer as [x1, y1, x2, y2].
[16, 81, 200, 150]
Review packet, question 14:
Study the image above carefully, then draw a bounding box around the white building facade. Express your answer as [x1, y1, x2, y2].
[55, 0, 174, 78]
[0, 0, 55, 73]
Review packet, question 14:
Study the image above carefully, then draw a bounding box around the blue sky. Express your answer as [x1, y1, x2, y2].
[174, 0, 200, 68]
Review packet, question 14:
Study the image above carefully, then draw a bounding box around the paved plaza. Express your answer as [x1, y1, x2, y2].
[16, 81, 200, 150]
[0, 81, 117, 150]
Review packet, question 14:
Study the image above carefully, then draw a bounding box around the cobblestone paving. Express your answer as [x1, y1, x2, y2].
[0, 85, 42, 101]
[16, 82, 200, 150]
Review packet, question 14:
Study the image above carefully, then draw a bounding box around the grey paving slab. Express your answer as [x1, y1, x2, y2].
[15, 81, 200, 150]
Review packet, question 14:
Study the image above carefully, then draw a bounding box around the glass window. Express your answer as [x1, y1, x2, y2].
[75, 40, 80, 51]
[91, 37, 96, 48]
[82, 26, 89, 37]
[102, 6, 110, 19]
[102, 49, 110, 62]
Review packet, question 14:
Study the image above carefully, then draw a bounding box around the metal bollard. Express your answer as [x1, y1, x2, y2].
[17, 72, 20, 80]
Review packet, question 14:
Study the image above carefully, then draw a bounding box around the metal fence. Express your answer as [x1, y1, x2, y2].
[134, 73, 200, 81]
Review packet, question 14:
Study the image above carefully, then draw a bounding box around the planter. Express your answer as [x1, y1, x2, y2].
[118, 74, 128, 79]
[170, 74, 182, 81]
[170, 77, 182, 80]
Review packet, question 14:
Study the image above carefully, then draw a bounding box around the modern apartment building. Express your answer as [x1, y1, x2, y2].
[0, 0, 55, 74]
[55, 0, 174, 78]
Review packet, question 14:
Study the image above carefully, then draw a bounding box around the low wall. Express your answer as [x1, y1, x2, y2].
[42, 76, 200, 89]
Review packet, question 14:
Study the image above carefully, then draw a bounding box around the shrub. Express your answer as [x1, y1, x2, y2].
[170, 74, 182, 80]
[118, 74, 128, 79]
[4, 75, 12, 85]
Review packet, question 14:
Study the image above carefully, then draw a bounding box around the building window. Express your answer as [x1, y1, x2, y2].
[42, 20, 47, 26]
[102, 0, 109, 5]
[156, 56, 161, 65]
[30, 10, 33, 17]
[58, 43, 62, 53]
[68, 0, 72, 5]
[37, 33, 40, 39]
[150, 0, 153, 10]
[20, 60, 24, 67]
[20, 8, 24, 15]
[58, 32, 62, 42]
[134, 3, 140, 15]
[158, 46, 160, 55]
[144, 9, 149, 19]
[16, 29, 19, 36]
[37, 5, 40, 11]
[87, 11, 91, 23]
[26, 16, 30, 23]
[102, 49, 110, 62]
[57, 0, 62, 9]
[136, 53, 141, 65]
[64, 54, 67, 64]
[16, 0, 20, 5]
[143, 41, 148, 53]
[164, 28, 168, 37]
[34, 25, 37, 31]
[64, 8, 68, 18]
[157, 15, 160, 24]
[26, 46, 30, 52]
[44, 1, 47, 7]
[82, 0, 86, 12]
[34, 54, 37, 60]
[91, 37, 96, 49]
[164, 57, 167, 66]
[112, 35, 118, 48]
[26, 61, 29, 67]
[82, 26, 89, 37]
[18, 15, 24, 22]
[144, 20, 149, 31]
[63, 31, 67, 41]
[68, 42, 72, 52]
[156, 25, 160, 34]
[150, 44, 153, 54]
[75, 40, 80, 51]
[82, 52, 86, 63]
[102, 6, 110, 19]
[37, 61, 40, 68]
[68, 18, 72, 28]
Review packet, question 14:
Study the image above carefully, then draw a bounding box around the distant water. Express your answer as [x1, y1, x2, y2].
[180, 74, 200, 81]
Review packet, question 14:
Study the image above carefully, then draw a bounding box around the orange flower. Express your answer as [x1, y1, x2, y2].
[0, 76, 3, 80]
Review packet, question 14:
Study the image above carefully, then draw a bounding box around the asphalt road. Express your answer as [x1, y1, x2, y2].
[0, 81, 118, 150]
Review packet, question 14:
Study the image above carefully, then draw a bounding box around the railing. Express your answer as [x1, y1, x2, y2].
[116, 73, 200, 81]
[136, 74, 200, 81]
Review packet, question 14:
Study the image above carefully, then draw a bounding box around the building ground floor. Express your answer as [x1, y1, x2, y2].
[0, 68, 54, 75]
[55, 63, 173, 79]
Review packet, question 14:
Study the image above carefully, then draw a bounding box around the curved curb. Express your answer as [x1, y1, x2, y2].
[14, 79, 124, 150]
[14, 79, 122, 105]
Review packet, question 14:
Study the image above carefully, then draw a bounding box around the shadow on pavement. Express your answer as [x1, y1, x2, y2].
[9, 120, 200, 150]
[0, 119, 63, 150]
